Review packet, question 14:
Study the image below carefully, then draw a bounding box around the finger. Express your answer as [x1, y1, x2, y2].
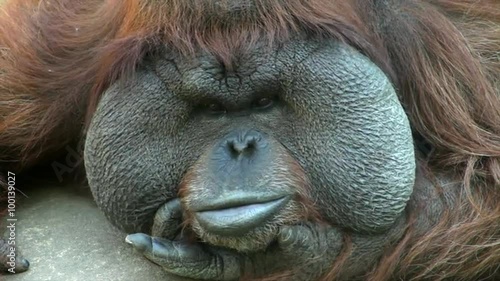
[277, 223, 341, 256]
[1, 256, 30, 273]
[248, 224, 342, 278]
[0, 238, 30, 273]
[152, 198, 183, 239]
[126, 233, 240, 280]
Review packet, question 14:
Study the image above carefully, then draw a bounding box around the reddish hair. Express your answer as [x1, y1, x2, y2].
[1, 0, 499, 280]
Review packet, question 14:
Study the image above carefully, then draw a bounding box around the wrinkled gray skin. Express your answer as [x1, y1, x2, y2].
[84, 38, 418, 280]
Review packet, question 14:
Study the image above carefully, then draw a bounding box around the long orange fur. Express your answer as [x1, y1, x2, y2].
[0, 0, 499, 280]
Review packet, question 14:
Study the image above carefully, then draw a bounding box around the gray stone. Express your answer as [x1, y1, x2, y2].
[1, 184, 176, 281]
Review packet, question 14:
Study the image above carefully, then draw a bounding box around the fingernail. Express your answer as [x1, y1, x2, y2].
[125, 233, 152, 253]
[21, 258, 30, 268]
[125, 235, 133, 245]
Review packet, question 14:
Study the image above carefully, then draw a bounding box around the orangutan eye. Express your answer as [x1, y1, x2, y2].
[206, 102, 226, 114]
[253, 97, 274, 109]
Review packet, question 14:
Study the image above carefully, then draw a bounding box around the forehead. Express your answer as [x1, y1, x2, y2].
[150, 38, 342, 102]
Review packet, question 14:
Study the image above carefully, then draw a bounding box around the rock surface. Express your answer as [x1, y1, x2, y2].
[1, 184, 178, 281]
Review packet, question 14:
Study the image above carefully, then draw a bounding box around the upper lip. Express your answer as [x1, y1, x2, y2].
[191, 192, 288, 212]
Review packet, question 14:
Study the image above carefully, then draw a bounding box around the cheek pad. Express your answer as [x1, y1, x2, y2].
[284, 43, 416, 232]
[84, 73, 184, 233]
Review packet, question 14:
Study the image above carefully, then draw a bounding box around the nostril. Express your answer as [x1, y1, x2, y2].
[243, 138, 257, 152]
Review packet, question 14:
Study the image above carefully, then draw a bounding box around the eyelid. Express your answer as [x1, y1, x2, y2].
[201, 101, 227, 114]
[252, 96, 277, 109]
